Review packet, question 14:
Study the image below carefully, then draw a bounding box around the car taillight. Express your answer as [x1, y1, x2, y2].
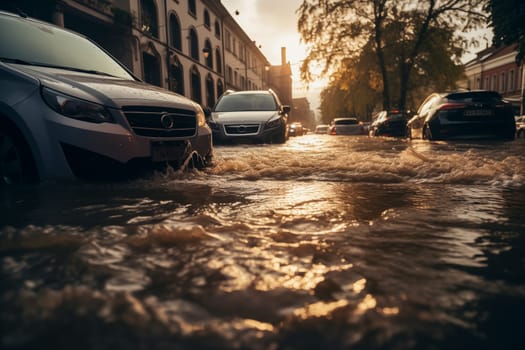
[329, 127, 336, 135]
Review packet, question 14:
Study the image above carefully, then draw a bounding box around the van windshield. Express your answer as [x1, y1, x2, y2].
[0, 14, 134, 80]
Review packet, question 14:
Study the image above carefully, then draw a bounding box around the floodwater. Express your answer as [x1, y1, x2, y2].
[1, 134, 525, 350]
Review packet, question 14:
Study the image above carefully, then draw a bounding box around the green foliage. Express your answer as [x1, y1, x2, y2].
[299, 0, 487, 115]
[486, 0, 525, 63]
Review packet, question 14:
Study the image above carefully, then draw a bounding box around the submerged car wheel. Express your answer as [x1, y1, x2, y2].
[405, 127, 412, 139]
[422, 124, 433, 141]
[274, 127, 287, 144]
[0, 128, 37, 185]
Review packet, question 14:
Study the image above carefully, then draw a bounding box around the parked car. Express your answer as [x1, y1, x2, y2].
[516, 115, 525, 138]
[288, 122, 304, 136]
[328, 117, 366, 135]
[315, 124, 329, 134]
[0, 10, 212, 184]
[207, 90, 289, 144]
[406, 90, 516, 140]
[369, 110, 408, 137]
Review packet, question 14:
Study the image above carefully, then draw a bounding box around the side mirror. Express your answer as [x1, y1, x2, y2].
[282, 105, 291, 114]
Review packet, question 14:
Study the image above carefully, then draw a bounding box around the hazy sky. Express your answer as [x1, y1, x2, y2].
[221, 0, 325, 115]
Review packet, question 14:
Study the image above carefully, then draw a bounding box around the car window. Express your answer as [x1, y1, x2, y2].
[0, 15, 134, 80]
[335, 119, 358, 125]
[214, 93, 277, 112]
[387, 112, 405, 119]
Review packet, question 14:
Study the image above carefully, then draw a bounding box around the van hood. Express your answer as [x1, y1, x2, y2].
[11, 64, 197, 110]
[211, 111, 278, 123]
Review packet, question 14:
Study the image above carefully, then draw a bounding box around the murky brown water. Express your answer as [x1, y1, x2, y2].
[1, 135, 525, 349]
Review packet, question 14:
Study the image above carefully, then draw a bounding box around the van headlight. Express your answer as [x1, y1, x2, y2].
[265, 115, 281, 129]
[42, 87, 114, 123]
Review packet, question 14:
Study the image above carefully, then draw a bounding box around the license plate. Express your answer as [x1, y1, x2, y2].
[151, 141, 188, 162]
[464, 109, 494, 117]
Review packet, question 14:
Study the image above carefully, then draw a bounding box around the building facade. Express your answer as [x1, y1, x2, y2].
[1, 0, 292, 110]
[464, 44, 524, 114]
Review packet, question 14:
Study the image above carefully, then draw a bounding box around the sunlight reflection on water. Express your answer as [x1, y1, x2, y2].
[1, 135, 525, 349]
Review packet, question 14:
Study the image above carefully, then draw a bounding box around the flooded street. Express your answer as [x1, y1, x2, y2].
[1, 134, 525, 350]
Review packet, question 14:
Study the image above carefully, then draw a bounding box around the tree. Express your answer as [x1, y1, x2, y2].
[486, 0, 525, 63]
[298, 0, 487, 111]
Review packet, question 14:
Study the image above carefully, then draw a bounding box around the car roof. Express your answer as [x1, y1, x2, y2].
[222, 90, 274, 96]
[333, 117, 358, 121]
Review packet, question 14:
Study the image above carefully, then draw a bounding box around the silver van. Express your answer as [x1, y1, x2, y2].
[0, 10, 212, 184]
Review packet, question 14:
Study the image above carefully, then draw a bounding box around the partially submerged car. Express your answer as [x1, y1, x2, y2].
[0, 10, 212, 184]
[289, 122, 304, 136]
[315, 124, 329, 134]
[207, 90, 289, 144]
[369, 110, 409, 137]
[406, 90, 515, 140]
[328, 117, 367, 135]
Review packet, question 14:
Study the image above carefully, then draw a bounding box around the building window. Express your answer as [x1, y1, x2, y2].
[217, 79, 224, 97]
[169, 56, 184, 95]
[204, 39, 213, 69]
[143, 51, 161, 87]
[169, 13, 182, 51]
[214, 20, 221, 39]
[485, 77, 489, 90]
[215, 48, 222, 74]
[225, 30, 231, 51]
[500, 72, 506, 92]
[492, 75, 497, 91]
[205, 74, 215, 109]
[140, 0, 159, 38]
[190, 66, 202, 104]
[188, 28, 199, 60]
[509, 69, 515, 91]
[226, 65, 232, 84]
[188, 0, 196, 17]
[204, 9, 210, 29]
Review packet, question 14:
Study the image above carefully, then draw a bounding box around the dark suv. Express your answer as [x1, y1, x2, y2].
[0, 10, 212, 184]
[406, 90, 516, 140]
[369, 110, 408, 137]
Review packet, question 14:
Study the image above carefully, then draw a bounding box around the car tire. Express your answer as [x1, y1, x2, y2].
[0, 127, 38, 185]
[405, 127, 412, 139]
[422, 124, 433, 141]
[274, 128, 287, 144]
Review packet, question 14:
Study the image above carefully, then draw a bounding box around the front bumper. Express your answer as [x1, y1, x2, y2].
[210, 122, 283, 143]
[15, 94, 212, 181]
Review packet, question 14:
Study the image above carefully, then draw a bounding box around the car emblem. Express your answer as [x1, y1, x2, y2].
[238, 125, 247, 133]
[160, 113, 175, 129]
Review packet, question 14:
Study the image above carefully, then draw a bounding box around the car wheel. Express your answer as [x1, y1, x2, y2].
[422, 124, 433, 141]
[0, 128, 37, 185]
[274, 128, 287, 144]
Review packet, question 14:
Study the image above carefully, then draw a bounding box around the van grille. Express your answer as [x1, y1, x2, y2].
[122, 106, 197, 138]
[224, 124, 260, 135]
